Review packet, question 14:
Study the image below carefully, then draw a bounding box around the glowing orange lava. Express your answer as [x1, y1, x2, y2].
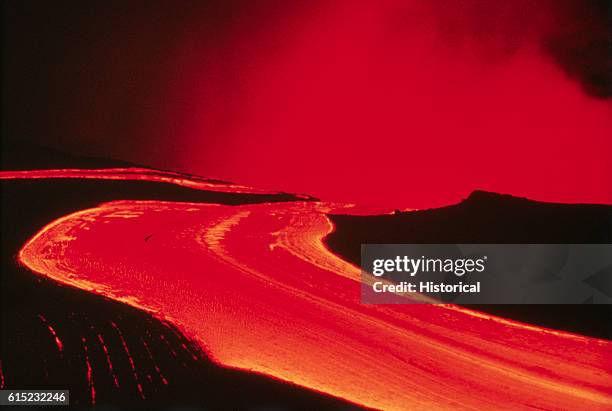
[0, 168, 302, 196]
[8, 170, 612, 410]
[37, 314, 64, 354]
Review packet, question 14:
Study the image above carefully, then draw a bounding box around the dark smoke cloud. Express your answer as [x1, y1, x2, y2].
[421, 0, 611, 98]
[543, 0, 611, 99]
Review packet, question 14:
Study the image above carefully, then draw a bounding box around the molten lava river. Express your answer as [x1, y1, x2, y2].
[4, 169, 611, 410]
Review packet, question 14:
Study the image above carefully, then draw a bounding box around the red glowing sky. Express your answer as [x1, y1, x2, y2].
[4, 0, 611, 208]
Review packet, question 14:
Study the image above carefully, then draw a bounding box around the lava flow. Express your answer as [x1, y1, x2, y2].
[9, 170, 612, 410]
[0, 168, 300, 196]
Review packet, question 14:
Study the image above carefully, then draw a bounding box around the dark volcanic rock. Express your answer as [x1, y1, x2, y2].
[325, 191, 612, 339]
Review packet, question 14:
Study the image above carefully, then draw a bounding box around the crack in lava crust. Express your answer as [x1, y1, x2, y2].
[12, 174, 612, 410]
